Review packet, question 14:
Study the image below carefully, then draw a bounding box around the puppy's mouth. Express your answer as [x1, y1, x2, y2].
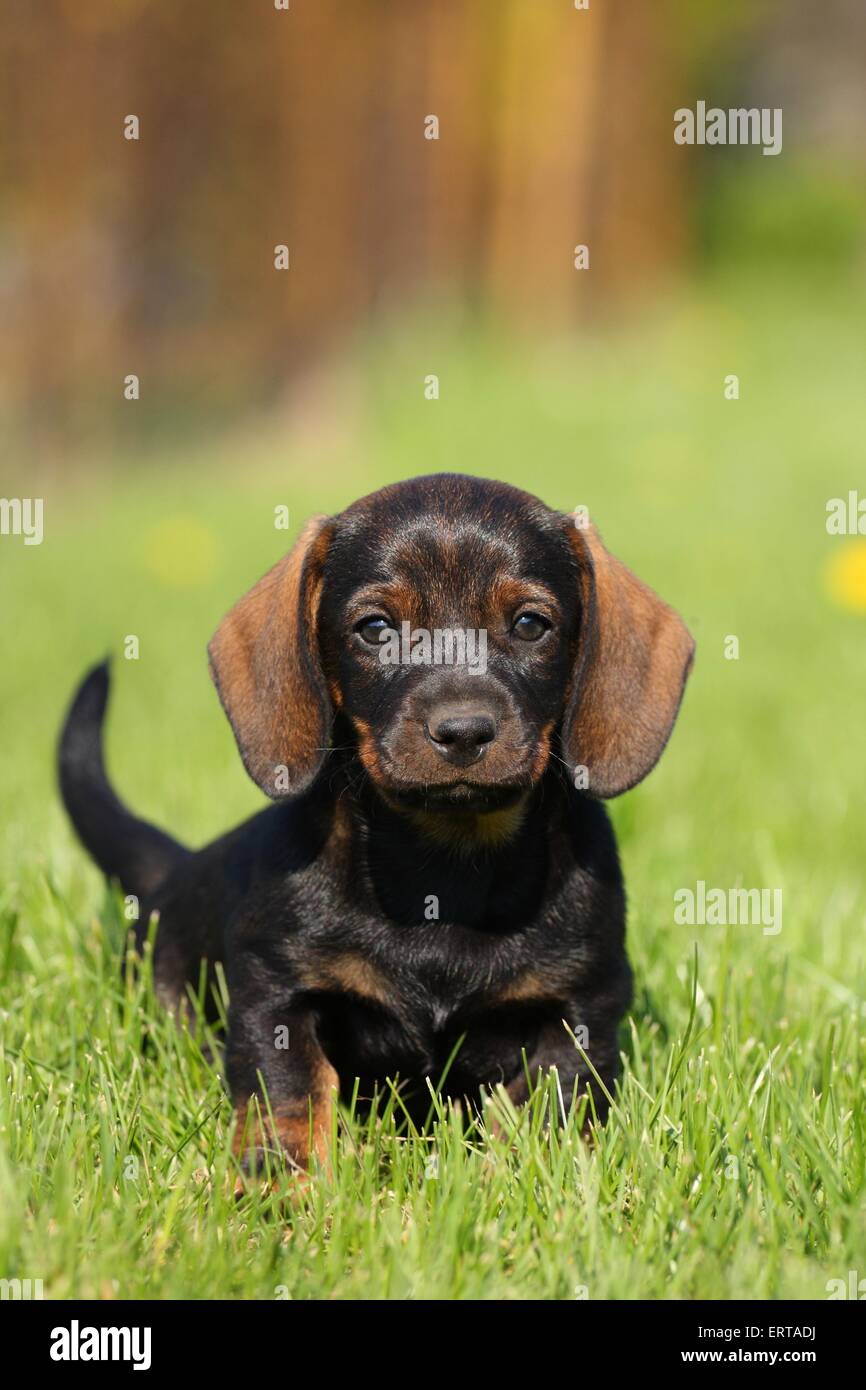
[378, 779, 527, 813]
[348, 714, 551, 818]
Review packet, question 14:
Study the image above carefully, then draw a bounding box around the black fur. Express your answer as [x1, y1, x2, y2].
[58, 661, 190, 899]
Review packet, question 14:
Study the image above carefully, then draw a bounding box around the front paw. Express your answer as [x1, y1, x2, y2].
[231, 1095, 335, 1185]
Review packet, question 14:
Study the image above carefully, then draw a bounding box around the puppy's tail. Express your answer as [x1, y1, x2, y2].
[58, 660, 191, 899]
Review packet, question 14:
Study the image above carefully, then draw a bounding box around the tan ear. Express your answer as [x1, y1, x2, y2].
[208, 515, 334, 798]
[562, 520, 695, 798]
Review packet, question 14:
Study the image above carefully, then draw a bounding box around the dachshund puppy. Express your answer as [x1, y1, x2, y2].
[59, 474, 694, 1172]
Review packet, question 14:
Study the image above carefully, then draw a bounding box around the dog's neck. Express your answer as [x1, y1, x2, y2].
[312, 760, 565, 931]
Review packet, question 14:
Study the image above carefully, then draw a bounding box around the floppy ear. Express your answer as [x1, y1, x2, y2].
[208, 515, 335, 799]
[562, 519, 695, 799]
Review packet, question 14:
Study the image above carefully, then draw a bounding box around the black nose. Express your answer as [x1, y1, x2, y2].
[426, 707, 497, 767]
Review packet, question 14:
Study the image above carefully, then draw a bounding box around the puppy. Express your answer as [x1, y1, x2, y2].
[59, 474, 694, 1172]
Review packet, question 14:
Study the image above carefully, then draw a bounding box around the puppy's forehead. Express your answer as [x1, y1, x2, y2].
[326, 474, 570, 598]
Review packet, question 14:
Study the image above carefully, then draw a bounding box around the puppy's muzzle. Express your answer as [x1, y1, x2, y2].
[425, 704, 497, 768]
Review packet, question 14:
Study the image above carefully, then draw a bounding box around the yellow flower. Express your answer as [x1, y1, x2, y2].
[825, 540, 866, 613]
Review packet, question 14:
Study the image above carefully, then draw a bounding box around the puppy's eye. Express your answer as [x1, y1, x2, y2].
[355, 615, 394, 645]
[512, 612, 550, 642]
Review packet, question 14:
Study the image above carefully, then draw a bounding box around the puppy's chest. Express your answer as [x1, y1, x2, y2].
[290, 915, 563, 1030]
[283, 830, 585, 1026]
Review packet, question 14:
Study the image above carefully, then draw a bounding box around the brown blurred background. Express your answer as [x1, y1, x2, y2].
[3, 0, 864, 465]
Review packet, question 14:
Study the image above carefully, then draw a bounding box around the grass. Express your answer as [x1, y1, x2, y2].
[1, 270, 865, 1300]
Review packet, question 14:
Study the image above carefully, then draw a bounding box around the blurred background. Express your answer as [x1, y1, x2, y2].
[2, 0, 865, 459]
[0, 0, 864, 966]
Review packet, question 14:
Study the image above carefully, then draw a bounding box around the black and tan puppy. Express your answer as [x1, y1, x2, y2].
[59, 474, 694, 1172]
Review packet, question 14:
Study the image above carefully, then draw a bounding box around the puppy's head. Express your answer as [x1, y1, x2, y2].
[208, 475, 694, 816]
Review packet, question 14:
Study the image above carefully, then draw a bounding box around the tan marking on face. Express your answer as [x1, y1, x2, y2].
[529, 719, 556, 781]
[346, 581, 420, 628]
[488, 578, 560, 628]
[351, 715, 383, 779]
[327, 675, 344, 710]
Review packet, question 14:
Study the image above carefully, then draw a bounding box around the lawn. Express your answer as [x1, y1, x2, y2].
[1, 272, 864, 1300]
